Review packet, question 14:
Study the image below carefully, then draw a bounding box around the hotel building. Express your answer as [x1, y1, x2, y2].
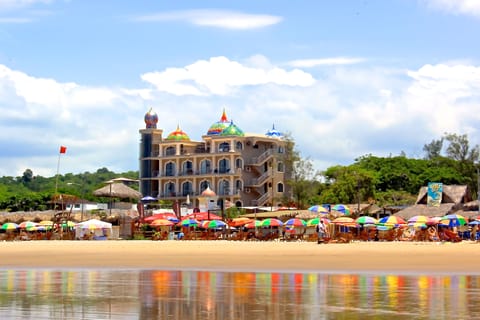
[139, 109, 291, 209]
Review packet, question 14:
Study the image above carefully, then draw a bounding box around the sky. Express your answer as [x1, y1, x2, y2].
[1, 0, 480, 178]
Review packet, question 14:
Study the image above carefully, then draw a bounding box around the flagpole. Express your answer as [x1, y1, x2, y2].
[54, 146, 67, 211]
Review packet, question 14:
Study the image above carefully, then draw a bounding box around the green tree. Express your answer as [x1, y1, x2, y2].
[423, 138, 443, 160]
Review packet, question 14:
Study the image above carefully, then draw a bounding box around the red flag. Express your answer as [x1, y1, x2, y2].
[59, 146, 67, 154]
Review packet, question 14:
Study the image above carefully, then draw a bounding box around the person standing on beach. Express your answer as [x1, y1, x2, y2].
[316, 220, 326, 244]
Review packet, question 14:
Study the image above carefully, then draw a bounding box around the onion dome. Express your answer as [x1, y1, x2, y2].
[207, 108, 230, 135]
[144, 108, 158, 129]
[201, 186, 216, 197]
[166, 124, 190, 141]
[220, 121, 244, 137]
[266, 124, 283, 138]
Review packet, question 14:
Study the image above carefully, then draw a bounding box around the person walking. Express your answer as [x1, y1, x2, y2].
[316, 220, 327, 244]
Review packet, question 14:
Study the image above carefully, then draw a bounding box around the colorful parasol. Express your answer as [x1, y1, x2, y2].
[202, 220, 227, 229]
[1, 222, 19, 230]
[306, 217, 330, 226]
[378, 216, 406, 226]
[332, 217, 356, 227]
[261, 218, 283, 227]
[244, 220, 262, 229]
[229, 217, 253, 227]
[308, 205, 329, 214]
[179, 218, 199, 227]
[332, 204, 351, 215]
[284, 218, 307, 227]
[19, 221, 37, 229]
[150, 219, 175, 227]
[440, 214, 467, 227]
[355, 216, 378, 225]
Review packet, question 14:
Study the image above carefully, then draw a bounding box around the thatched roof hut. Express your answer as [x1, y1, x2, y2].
[395, 185, 471, 220]
[93, 183, 142, 200]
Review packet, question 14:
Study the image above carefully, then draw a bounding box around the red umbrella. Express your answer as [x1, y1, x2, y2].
[184, 212, 222, 221]
[150, 219, 174, 227]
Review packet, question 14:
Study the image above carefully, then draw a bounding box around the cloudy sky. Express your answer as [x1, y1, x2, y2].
[1, 0, 480, 178]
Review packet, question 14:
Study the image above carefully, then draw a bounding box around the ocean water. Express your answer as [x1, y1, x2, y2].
[0, 269, 479, 319]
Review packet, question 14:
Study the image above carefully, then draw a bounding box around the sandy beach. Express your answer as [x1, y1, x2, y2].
[1, 240, 479, 273]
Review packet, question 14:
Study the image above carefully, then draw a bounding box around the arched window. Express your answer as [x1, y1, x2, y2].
[277, 162, 284, 172]
[165, 182, 176, 196]
[235, 180, 243, 194]
[200, 159, 211, 174]
[218, 159, 230, 174]
[236, 141, 243, 150]
[182, 181, 193, 196]
[277, 183, 284, 193]
[235, 158, 243, 169]
[165, 162, 176, 176]
[200, 180, 210, 193]
[182, 161, 193, 175]
[219, 142, 230, 152]
[165, 146, 176, 156]
[218, 180, 230, 196]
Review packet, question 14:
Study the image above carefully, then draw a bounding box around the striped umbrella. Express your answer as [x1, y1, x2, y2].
[244, 220, 262, 229]
[308, 205, 329, 214]
[440, 214, 467, 227]
[178, 218, 199, 227]
[355, 216, 378, 225]
[284, 218, 307, 227]
[19, 221, 37, 229]
[378, 216, 406, 226]
[332, 204, 351, 215]
[202, 220, 227, 229]
[306, 217, 330, 226]
[332, 217, 356, 227]
[1, 222, 19, 231]
[261, 218, 283, 227]
[150, 219, 174, 227]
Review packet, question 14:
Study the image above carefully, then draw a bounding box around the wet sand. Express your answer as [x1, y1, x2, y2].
[1, 240, 479, 273]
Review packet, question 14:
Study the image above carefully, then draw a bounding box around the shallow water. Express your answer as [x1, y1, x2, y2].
[0, 269, 479, 319]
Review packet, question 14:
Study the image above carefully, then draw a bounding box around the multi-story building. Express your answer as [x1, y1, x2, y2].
[139, 108, 291, 209]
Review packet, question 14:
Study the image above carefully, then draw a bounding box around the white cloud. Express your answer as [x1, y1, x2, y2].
[0, 0, 53, 11]
[0, 16, 30, 22]
[132, 9, 282, 30]
[423, 0, 480, 18]
[288, 57, 365, 68]
[141, 56, 315, 96]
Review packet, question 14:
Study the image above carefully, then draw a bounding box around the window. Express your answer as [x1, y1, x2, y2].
[219, 180, 230, 195]
[200, 181, 210, 193]
[235, 180, 243, 193]
[236, 141, 243, 150]
[277, 183, 284, 193]
[182, 182, 193, 196]
[278, 146, 284, 153]
[277, 162, 284, 172]
[235, 158, 243, 169]
[218, 159, 230, 174]
[165, 182, 176, 196]
[165, 146, 176, 156]
[219, 142, 230, 152]
[165, 162, 176, 176]
[200, 160, 211, 174]
[183, 161, 193, 175]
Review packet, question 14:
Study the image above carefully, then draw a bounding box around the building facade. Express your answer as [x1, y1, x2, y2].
[139, 109, 291, 209]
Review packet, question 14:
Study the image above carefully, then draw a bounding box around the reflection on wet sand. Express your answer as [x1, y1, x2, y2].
[0, 270, 479, 319]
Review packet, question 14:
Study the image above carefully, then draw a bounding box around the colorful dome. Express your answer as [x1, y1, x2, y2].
[144, 108, 158, 129]
[207, 109, 230, 135]
[266, 124, 283, 138]
[166, 125, 190, 141]
[220, 121, 244, 137]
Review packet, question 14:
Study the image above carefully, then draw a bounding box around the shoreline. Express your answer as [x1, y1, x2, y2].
[1, 240, 479, 273]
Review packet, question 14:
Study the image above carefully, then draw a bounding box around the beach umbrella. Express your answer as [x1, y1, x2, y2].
[19, 221, 37, 229]
[150, 219, 174, 227]
[184, 212, 222, 221]
[1, 222, 19, 231]
[179, 218, 199, 227]
[229, 217, 252, 227]
[468, 220, 480, 225]
[144, 213, 179, 223]
[355, 216, 378, 225]
[306, 217, 330, 226]
[407, 215, 431, 224]
[332, 217, 356, 227]
[202, 220, 227, 229]
[440, 214, 467, 227]
[308, 205, 329, 214]
[378, 216, 406, 226]
[284, 218, 307, 227]
[76, 219, 112, 230]
[61, 221, 76, 228]
[332, 204, 351, 216]
[261, 218, 283, 227]
[244, 220, 262, 229]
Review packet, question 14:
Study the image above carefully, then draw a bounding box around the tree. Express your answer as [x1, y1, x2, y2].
[21, 169, 33, 184]
[423, 138, 443, 160]
[444, 133, 479, 162]
[281, 133, 319, 209]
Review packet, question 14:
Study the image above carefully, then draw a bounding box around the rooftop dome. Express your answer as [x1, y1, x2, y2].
[266, 124, 283, 138]
[207, 109, 230, 135]
[144, 108, 158, 129]
[166, 125, 190, 141]
[220, 121, 244, 137]
[201, 186, 216, 197]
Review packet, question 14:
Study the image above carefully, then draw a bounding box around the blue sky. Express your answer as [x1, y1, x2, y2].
[1, 0, 480, 178]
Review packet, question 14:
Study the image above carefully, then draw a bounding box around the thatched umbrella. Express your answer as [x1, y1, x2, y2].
[93, 183, 142, 199]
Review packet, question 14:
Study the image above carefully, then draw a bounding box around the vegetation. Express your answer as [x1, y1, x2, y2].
[0, 133, 478, 212]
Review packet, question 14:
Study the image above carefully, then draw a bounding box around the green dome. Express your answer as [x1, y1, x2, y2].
[220, 121, 244, 137]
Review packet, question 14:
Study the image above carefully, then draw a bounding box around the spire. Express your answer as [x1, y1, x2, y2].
[220, 107, 228, 122]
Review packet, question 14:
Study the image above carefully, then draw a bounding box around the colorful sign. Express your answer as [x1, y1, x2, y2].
[427, 182, 443, 207]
